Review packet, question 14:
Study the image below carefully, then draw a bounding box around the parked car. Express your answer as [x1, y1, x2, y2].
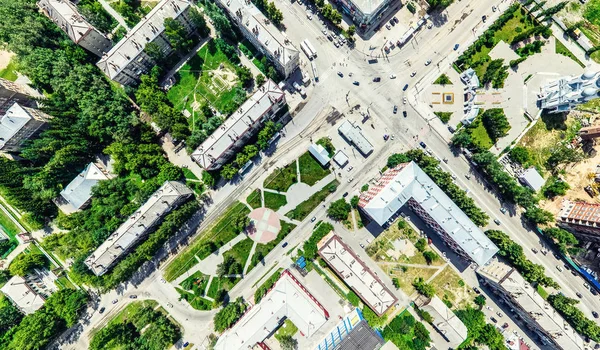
[389, 19, 395, 26]
[556, 265, 564, 272]
[500, 207, 507, 214]
[337, 71, 344, 77]
[385, 24, 391, 30]
[389, 74, 397, 79]
[311, 216, 317, 222]
[183, 342, 190, 347]
[393, 16, 399, 24]
[490, 317, 498, 323]
[403, 110, 407, 118]
[576, 292, 583, 298]
[353, 81, 360, 86]
[403, 84, 409, 91]
[419, 141, 427, 148]
[424, 59, 432, 66]
[129, 295, 137, 299]
[282, 242, 288, 248]
[393, 105, 398, 114]
[593, 311, 599, 318]
[454, 44, 460, 50]
[99, 307, 106, 314]
[343, 192, 349, 197]
[112, 299, 118, 304]
[502, 323, 509, 329]
[531, 248, 538, 254]
[482, 15, 487, 22]
[403, 97, 407, 104]
[410, 71, 417, 77]
[494, 219, 501, 225]
[473, 287, 481, 294]
[373, 77, 381, 82]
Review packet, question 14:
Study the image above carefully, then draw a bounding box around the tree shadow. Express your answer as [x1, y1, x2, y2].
[540, 110, 568, 131]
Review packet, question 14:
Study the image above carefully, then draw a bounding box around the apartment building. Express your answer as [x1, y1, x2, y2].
[38, 0, 113, 57]
[191, 79, 285, 170]
[54, 162, 112, 214]
[0, 102, 52, 154]
[0, 78, 39, 115]
[97, 0, 195, 85]
[215, 0, 299, 78]
[336, 0, 396, 28]
[558, 200, 600, 243]
[85, 181, 193, 276]
[477, 260, 584, 350]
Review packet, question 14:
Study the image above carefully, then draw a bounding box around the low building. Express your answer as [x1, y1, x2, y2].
[97, 0, 195, 85]
[538, 70, 600, 114]
[519, 167, 545, 192]
[191, 80, 285, 170]
[359, 162, 499, 266]
[314, 308, 382, 350]
[460, 68, 480, 125]
[214, 270, 328, 350]
[558, 200, 600, 243]
[38, 0, 113, 57]
[336, 0, 396, 29]
[0, 102, 52, 154]
[318, 233, 397, 316]
[477, 260, 585, 350]
[416, 295, 467, 348]
[308, 143, 331, 166]
[54, 162, 111, 214]
[0, 276, 45, 314]
[0, 78, 38, 115]
[85, 181, 192, 276]
[338, 120, 374, 156]
[332, 319, 384, 350]
[333, 150, 349, 167]
[215, 0, 299, 78]
[579, 125, 600, 140]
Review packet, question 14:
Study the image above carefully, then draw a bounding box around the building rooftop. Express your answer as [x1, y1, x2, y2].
[97, 0, 190, 79]
[56, 162, 110, 214]
[420, 296, 468, 348]
[214, 270, 328, 350]
[318, 233, 397, 316]
[338, 120, 374, 155]
[559, 200, 600, 225]
[359, 162, 498, 266]
[191, 80, 284, 169]
[308, 143, 331, 166]
[0, 103, 48, 150]
[478, 260, 584, 350]
[85, 181, 192, 276]
[0, 276, 45, 314]
[217, 0, 298, 70]
[38, 0, 96, 44]
[352, 0, 387, 15]
[519, 167, 545, 192]
[333, 319, 384, 350]
[333, 150, 349, 167]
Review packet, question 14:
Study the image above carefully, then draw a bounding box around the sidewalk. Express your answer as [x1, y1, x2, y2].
[98, 0, 130, 31]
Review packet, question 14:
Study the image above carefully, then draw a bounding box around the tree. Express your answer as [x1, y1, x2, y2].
[44, 289, 88, 327]
[327, 199, 351, 221]
[256, 74, 266, 86]
[347, 25, 356, 37]
[347, 291, 360, 306]
[413, 277, 435, 298]
[189, 7, 210, 37]
[9, 251, 48, 277]
[543, 177, 569, 198]
[144, 42, 165, 64]
[426, 0, 454, 10]
[350, 196, 359, 208]
[387, 153, 411, 168]
[279, 335, 298, 350]
[423, 251, 438, 265]
[236, 65, 253, 88]
[509, 146, 530, 165]
[213, 298, 246, 332]
[474, 295, 486, 308]
[523, 206, 554, 224]
[415, 238, 427, 252]
[451, 131, 473, 148]
[164, 17, 192, 52]
[548, 293, 600, 342]
[0, 297, 23, 334]
[220, 164, 238, 180]
[546, 144, 584, 170]
[481, 108, 510, 141]
[78, 0, 116, 33]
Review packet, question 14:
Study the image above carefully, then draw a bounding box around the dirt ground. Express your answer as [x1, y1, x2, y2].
[0, 50, 14, 71]
[429, 266, 474, 309]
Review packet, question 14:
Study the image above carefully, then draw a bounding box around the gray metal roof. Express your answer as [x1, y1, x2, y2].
[338, 120, 374, 155]
[57, 163, 110, 213]
[519, 167, 545, 192]
[333, 320, 384, 350]
[308, 144, 331, 166]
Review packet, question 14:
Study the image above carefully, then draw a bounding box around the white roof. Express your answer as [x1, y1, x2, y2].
[359, 162, 498, 266]
[216, 0, 299, 70]
[97, 0, 191, 79]
[214, 270, 328, 350]
[421, 296, 468, 348]
[478, 260, 585, 350]
[338, 120, 374, 155]
[519, 167, 545, 192]
[351, 0, 387, 15]
[85, 181, 192, 276]
[0, 103, 39, 149]
[333, 150, 349, 167]
[308, 144, 331, 166]
[318, 233, 397, 316]
[57, 163, 110, 213]
[38, 0, 94, 44]
[191, 80, 284, 169]
[0, 276, 45, 314]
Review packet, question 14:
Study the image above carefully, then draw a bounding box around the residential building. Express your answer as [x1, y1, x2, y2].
[38, 0, 113, 57]
[359, 162, 499, 266]
[558, 200, 600, 243]
[54, 162, 112, 214]
[477, 260, 585, 350]
[459, 68, 480, 125]
[336, 0, 396, 29]
[538, 70, 600, 114]
[0, 78, 38, 115]
[85, 181, 193, 276]
[578, 125, 600, 140]
[215, 0, 300, 78]
[97, 0, 195, 85]
[518, 167, 545, 192]
[315, 308, 382, 350]
[308, 143, 331, 166]
[214, 269, 329, 350]
[0, 102, 52, 154]
[191, 79, 285, 170]
[0, 276, 46, 314]
[338, 120, 374, 156]
[416, 295, 468, 348]
[318, 233, 397, 316]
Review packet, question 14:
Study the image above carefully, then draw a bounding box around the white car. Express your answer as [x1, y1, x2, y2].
[556, 265, 563, 272]
[403, 97, 407, 104]
[427, 23, 433, 29]
[389, 74, 396, 79]
[410, 71, 416, 77]
[425, 59, 432, 66]
[306, 11, 313, 20]
[322, 29, 327, 35]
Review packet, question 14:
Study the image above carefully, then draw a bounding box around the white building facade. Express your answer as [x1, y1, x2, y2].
[538, 70, 600, 114]
[0, 102, 52, 154]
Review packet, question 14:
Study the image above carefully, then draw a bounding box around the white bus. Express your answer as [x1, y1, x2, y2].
[303, 39, 317, 58]
[310, 60, 319, 82]
[300, 41, 314, 59]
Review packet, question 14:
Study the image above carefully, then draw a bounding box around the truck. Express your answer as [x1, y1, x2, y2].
[300, 40, 314, 59]
[310, 60, 319, 82]
[303, 39, 317, 58]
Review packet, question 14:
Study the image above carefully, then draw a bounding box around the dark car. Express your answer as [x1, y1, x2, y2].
[592, 311, 599, 318]
[389, 19, 395, 26]
[393, 105, 398, 114]
[490, 317, 497, 323]
[473, 287, 481, 294]
[393, 16, 399, 24]
[99, 307, 105, 314]
[403, 110, 407, 118]
[403, 84, 409, 91]
[353, 81, 360, 86]
[419, 141, 426, 148]
[183, 342, 190, 347]
[282, 242, 288, 248]
[129, 295, 137, 299]
[482, 15, 487, 22]
[342, 192, 349, 197]
[373, 77, 381, 82]
[576, 292, 583, 298]
[453, 44, 460, 51]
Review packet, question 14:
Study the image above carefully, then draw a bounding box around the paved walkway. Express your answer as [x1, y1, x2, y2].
[98, 0, 130, 31]
[276, 173, 336, 214]
[243, 241, 258, 275]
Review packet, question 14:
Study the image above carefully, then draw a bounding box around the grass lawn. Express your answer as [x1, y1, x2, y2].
[0, 208, 19, 239]
[433, 74, 452, 85]
[0, 59, 18, 81]
[247, 221, 296, 272]
[166, 40, 243, 118]
[434, 111, 452, 124]
[183, 168, 199, 180]
[470, 119, 494, 149]
[206, 276, 241, 298]
[286, 180, 339, 221]
[110, 300, 159, 326]
[264, 160, 298, 192]
[555, 39, 585, 68]
[55, 276, 76, 290]
[275, 319, 298, 341]
[298, 152, 331, 186]
[176, 287, 213, 310]
[163, 202, 250, 282]
[223, 238, 254, 268]
[264, 191, 287, 211]
[247, 189, 262, 208]
[537, 284, 549, 299]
